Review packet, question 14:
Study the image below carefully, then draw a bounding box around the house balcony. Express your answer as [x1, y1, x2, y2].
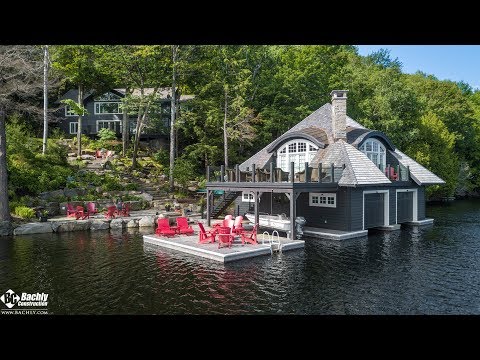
[206, 162, 344, 191]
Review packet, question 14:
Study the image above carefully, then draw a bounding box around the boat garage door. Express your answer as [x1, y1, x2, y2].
[397, 191, 413, 223]
[364, 193, 384, 229]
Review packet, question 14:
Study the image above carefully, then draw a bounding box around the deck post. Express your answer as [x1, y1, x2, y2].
[319, 163, 322, 183]
[206, 166, 210, 182]
[235, 164, 240, 183]
[252, 164, 256, 183]
[270, 162, 274, 183]
[206, 189, 211, 226]
[331, 163, 334, 183]
[220, 165, 225, 182]
[305, 162, 310, 182]
[254, 191, 259, 227]
[289, 190, 296, 240]
[290, 162, 295, 183]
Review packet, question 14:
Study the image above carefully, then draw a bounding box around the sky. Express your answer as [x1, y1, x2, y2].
[356, 45, 480, 90]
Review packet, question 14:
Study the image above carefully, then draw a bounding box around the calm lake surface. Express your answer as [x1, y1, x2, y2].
[1, 200, 480, 315]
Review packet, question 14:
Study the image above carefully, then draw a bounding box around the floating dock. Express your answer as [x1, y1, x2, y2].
[143, 226, 304, 263]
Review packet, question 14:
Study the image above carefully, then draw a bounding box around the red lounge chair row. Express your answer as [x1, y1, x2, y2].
[155, 217, 194, 237]
[66, 202, 99, 220]
[199, 221, 258, 248]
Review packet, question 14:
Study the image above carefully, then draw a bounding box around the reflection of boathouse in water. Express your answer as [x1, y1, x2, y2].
[206, 90, 444, 240]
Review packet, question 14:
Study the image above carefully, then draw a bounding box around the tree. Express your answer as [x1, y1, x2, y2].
[99, 45, 170, 168]
[169, 45, 178, 191]
[0, 46, 44, 222]
[51, 46, 110, 157]
[42, 45, 49, 155]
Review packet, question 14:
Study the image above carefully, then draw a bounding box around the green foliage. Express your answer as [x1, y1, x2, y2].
[124, 183, 139, 191]
[173, 158, 195, 193]
[97, 128, 117, 148]
[6, 118, 75, 198]
[152, 149, 170, 168]
[60, 99, 88, 116]
[14, 206, 35, 219]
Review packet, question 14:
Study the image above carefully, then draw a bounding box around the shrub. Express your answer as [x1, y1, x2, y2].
[124, 183, 139, 191]
[14, 206, 36, 219]
[97, 128, 117, 148]
[173, 158, 196, 193]
[152, 149, 170, 168]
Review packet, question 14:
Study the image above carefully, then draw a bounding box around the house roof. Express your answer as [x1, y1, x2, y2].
[310, 140, 391, 187]
[347, 127, 396, 151]
[266, 126, 328, 152]
[239, 103, 365, 171]
[57, 87, 194, 103]
[389, 149, 445, 185]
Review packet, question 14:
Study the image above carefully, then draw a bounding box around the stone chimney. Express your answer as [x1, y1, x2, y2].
[331, 90, 348, 141]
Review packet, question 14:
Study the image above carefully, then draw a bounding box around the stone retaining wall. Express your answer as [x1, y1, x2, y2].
[12, 215, 164, 236]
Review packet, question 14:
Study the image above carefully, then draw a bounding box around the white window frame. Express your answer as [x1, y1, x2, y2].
[359, 138, 386, 171]
[94, 101, 122, 115]
[242, 191, 255, 202]
[96, 120, 122, 133]
[277, 139, 319, 173]
[69, 122, 78, 134]
[309, 192, 336, 208]
[395, 188, 418, 223]
[362, 190, 390, 230]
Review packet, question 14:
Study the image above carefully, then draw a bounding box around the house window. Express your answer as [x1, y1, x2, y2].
[309, 192, 336, 208]
[65, 106, 80, 116]
[69, 122, 78, 134]
[359, 139, 386, 171]
[277, 139, 319, 173]
[242, 192, 255, 202]
[97, 120, 122, 133]
[94, 102, 122, 115]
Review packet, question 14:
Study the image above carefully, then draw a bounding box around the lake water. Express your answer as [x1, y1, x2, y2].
[1, 200, 479, 314]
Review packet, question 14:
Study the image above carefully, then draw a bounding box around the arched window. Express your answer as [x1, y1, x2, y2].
[359, 138, 386, 171]
[277, 139, 318, 172]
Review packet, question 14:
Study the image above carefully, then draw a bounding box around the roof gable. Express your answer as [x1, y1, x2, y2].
[390, 149, 445, 185]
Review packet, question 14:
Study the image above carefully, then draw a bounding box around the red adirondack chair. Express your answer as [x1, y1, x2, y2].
[155, 218, 176, 237]
[233, 216, 245, 234]
[104, 205, 117, 219]
[176, 217, 194, 235]
[86, 202, 98, 216]
[66, 203, 77, 217]
[241, 224, 258, 245]
[198, 222, 216, 244]
[120, 203, 131, 217]
[217, 226, 234, 249]
[385, 166, 399, 181]
[75, 206, 87, 220]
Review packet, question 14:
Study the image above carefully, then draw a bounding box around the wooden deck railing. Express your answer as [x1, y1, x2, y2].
[206, 162, 345, 184]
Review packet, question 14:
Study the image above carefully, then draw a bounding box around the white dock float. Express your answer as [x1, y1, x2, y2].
[404, 218, 434, 226]
[303, 226, 368, 240]
[143, 233, 304, 263]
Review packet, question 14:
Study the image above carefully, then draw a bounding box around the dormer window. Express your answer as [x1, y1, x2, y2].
[359, 139, 386, 171]
[277, 139, 318, 172]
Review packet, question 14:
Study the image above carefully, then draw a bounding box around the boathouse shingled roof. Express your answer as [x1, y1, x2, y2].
[310, 140, 391, 187]
[389, 149, 445, 185]
[239, 103, 365, 171]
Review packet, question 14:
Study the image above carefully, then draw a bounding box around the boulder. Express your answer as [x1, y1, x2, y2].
[63, 188, 79, 198]
[81, 154, 95, 160]
[90, 220, 110, 231]
[110, 218, 124, 229]
[13, 222, 53, 235]
[137, 192, 153, 202]
[53, 220, 91, 233]
[187, 186, 198, 192]
[138, 216, 155, 227]
[45, 202, 60, 216]
[126, 219, 138, 228]
[39, 189, 64, 201]
[0, 221, 14, 236]
[124, 201, 142, 211]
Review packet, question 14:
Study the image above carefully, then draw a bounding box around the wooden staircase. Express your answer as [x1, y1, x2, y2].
[210, 191, 241, 218]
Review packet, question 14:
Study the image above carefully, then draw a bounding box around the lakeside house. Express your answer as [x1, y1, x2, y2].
[206, 90, 444, 239]
[56, 88, 193, 141]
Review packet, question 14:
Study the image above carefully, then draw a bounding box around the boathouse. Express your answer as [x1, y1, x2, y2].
[205, 90, 444, 239]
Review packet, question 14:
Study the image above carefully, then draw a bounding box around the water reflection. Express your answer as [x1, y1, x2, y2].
[1, 200, 480, 314]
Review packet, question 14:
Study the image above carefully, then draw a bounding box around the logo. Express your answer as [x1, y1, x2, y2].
[0, 289, 20, 309]
[1, 289, 49, 314]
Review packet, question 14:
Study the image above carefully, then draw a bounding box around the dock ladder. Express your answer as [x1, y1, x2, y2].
[261, 230, 282, 255]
